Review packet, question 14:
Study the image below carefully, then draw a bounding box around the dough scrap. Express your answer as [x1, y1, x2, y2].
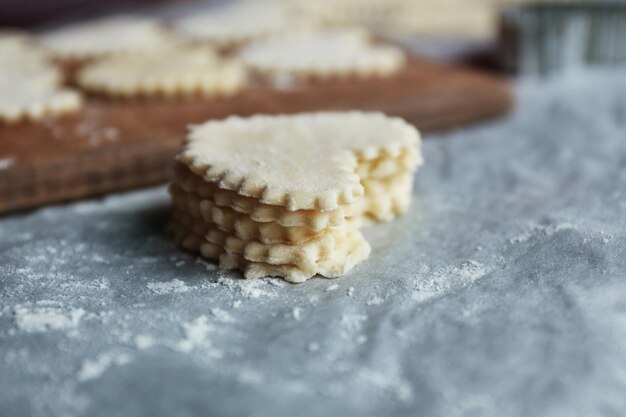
[179, 111, 419, 211]
[238, 28, 406, 81]
[77, 47, 246, 98]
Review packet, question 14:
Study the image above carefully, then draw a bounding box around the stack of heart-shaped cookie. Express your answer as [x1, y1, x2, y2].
[168, 111, 422, 283]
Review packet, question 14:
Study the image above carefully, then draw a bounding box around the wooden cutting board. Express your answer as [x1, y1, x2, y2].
[0, 57, 513, 214]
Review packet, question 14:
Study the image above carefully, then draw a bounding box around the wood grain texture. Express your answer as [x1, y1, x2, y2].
[0, 57, 513, 214]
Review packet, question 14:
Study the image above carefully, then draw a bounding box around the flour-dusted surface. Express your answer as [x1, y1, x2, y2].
[1, 70, 626, 417]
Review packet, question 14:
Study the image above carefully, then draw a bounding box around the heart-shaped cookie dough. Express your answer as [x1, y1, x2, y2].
[178, 111, 419, 211]
[171, 111, 422, 283]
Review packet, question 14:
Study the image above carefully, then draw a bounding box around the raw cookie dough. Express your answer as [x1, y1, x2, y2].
[170, 111, 422, 282]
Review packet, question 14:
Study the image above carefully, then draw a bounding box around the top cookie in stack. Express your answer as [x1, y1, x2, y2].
[169, 111, 422, 283]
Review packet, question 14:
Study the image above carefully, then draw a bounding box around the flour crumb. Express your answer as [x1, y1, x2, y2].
[509, 222, 576, 244]
[237, 368, 264, 385]
[358, 369, 413, 403]
[14, 305, 85, 333]
[134, 335, 155, 350]
[292, 307, 302, 321]
[175, 315, 220, 357]
[411, 260, 491, 303]
[307, 342, 320, 352]
[325, 284, 339, 292]
[218, 277, 273, 299]
[211, 307, 234, 323]
[232, 300, 242, 308]
[366, 296, 384, 306]
[347, 287, 355, 297]
[77, 352, 131, 382]
[147, 279, 189, 294]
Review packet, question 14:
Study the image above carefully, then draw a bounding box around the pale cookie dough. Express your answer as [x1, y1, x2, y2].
[0, 31, 50, 66]
[175, 1, 313, 48]
[179, 111, 419, 211]
[351, 173, 414, 225]
[174, 164, 352, 231]
[39, 16, 175, 59]
[168, 218, 371, 283]
[238, 29, 406, 81]
[77, 48, 246, 98]
[293, 0, 412, 30]
[170, 185, 330, 244]
[0, 32, 60, 87]
[171, 111, 422, 282]
[170, 209, 342, 268]
[293, 0, 494, 38]
[0, 79, 82, 123]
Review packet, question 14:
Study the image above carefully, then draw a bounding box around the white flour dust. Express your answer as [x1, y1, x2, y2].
[14, 304, 85, 333]
[147, 279, 190, 294]
[77, 352, 131, 382]
[411, 260, 492, 303]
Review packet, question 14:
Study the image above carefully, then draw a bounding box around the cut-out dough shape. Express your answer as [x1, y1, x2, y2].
[179, 111, 420, 211]
[238, 29, 406, 80]
[77, 47, 246, 98]
[0, 79, 82, 123]
[168, 218, 371, 283]
[174, 164, 352, 231]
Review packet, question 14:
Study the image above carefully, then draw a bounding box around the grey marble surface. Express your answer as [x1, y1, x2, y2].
[1, 70, 626, 417]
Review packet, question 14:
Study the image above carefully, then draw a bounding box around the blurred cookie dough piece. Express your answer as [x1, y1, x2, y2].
[0, 79, 82, 123]
[175, 1, 315, 48]
[39, 16, 176, 60]
[238, 29, 406, 83]
[77, 47, 246, 98]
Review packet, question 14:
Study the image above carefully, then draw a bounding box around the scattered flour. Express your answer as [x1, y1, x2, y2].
[175, 315, 221, 357]
[237, 368, 264, 385]
[134, 335, 155, 350]
[366, 296, 384, 306]
[147, 279, 189, 294]
[411, 260, 491, 303]
[358, 369, 413, 404]
[292, 307, 303, 321]
[14, 305, 85, 333]
[341, 312, 367, 335]
[217, 277, 274, 299]
[77, 352, 131, 382]
[509, 222, 576, 244]
[325, 284, 339, 292]
[210, 307, 234, 323]
[307, 342, 320, 352]
[347, 287, 355, 297]
[267, 278, 287, 288]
